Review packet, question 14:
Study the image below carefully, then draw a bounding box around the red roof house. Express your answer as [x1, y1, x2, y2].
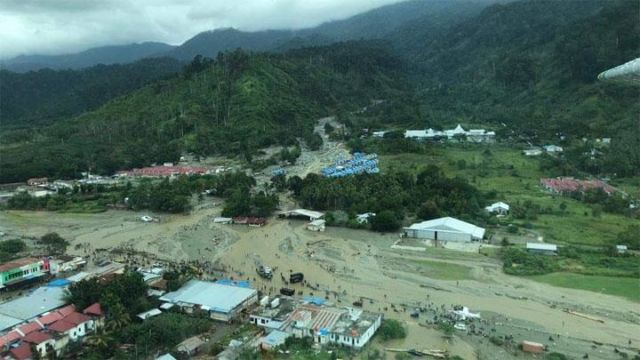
[48, 320, 76, 333]
[8, 342, 32, 360]
[36, 311, 64, 326]
[0, 331, 22, 349]
[62, 312, 91, 326]
[16, 322, 42, 336]
[21, 331, 52, 345]
[55, 305, 76, 317]
[83, 303, 103, 317]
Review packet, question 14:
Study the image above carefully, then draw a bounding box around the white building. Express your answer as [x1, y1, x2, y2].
[544, 145, 564, 153]
[250, 298, 382, 350]
[404, 124, 495, 143]
[523, 148, 543, 156]
[403, 217, 485, 242]
[526, 243, 558, 255]
[485, 202, 510, 215]
[160, 280, 258, 322]
[307, 219, 326, 232]
[356, 213, 375, 224]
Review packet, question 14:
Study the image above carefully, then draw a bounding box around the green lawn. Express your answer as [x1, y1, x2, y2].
[409, 259, 473, 281]
[380, 145, 635, 246]
[528, 273, 640, 302]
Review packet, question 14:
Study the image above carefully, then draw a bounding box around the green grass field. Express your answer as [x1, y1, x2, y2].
[380, 145, 636, 246]
[528, 273, 640, 302]
[409, 259, 473, 281]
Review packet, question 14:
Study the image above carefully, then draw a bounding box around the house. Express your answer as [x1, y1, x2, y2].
[175, 336, 206, 357]
[356, 213, 375, 224]
[523, 148, 543, 156]
[306, 219, 326, 232]
[250, 298, 382, 350]
[26, 178, 48, 187]
[156, 354, 178, 360]
[616, 245, 628, 254]
[159, 280, 258, 322]
[259, 330, 290, 350]
[372, 131, 387, 138]
[403, 217, 485, 242]
[137, 309, 162, 321]
[22, 331, 55, 359]
[485, 202, 510, 215]
[49, 256, 86, 274]
[526, 243, 558, 255]
[7, 342, 32, 360]
[213, 217, 233, 224]
[48, 311, 94, 341]
[522, 340, 545, 354]
[544, 145, 563, 153]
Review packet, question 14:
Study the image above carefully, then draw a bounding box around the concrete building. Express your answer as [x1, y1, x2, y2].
[526, 243, 558, 255]
[250, 297, 382, 350]
[0, 257, 50, 289]
[405, 125, 495, 143]
[403, 217, 485, 242]
[160, 280, 258, 322]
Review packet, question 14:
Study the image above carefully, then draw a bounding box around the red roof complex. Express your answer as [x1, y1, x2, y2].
[117, 165, 208, 177]
[541, 177, 616, 195]
[56, 305, 76, 317]
[37, 311, 64, 326]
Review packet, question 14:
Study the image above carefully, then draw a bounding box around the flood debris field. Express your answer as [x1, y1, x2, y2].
[1, 208, 638, 360]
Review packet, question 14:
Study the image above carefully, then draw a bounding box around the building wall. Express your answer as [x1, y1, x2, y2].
[404, 229, 472, 242]
[0, 259, 49, 287]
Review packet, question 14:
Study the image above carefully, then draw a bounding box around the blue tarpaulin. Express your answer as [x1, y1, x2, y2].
[48, 279, 71, 287]
[303, 296, 325, 305]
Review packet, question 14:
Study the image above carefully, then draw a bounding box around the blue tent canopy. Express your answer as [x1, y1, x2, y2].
[48, 279, 71, 287]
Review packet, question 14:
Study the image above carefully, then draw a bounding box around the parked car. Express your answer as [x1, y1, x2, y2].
[280, 288, 295, 296]
[289, 272, 304, 283]
[257, 265, 273, 279]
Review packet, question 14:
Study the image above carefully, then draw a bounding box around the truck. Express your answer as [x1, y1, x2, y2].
[289, 272, 304, 283]
[257, 265, 273, 279]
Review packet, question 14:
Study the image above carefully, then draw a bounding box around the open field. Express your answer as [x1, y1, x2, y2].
[1, 206, 639, 359]
[406, 259, 473, 280]
[380, 146, 637, 246]
[529, 273, 640, 302]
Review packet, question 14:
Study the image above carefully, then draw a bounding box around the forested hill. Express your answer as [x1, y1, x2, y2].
[0, 57, 183, 129]
[394, 0, 639, 176]
[1, 42, 176, 72]
[0, 42, 413, 183]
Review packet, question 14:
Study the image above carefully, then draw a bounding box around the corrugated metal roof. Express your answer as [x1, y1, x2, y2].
[0, 286, 67, 323]
[526, 243, 558, 251]
[407, 217, 485, 239]
[159, 280, 256, 314]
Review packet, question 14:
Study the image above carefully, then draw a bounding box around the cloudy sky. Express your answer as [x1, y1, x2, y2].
[0, 0, 404, 59]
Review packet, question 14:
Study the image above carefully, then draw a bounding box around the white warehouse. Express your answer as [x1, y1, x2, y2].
[403, 217, 485, 242]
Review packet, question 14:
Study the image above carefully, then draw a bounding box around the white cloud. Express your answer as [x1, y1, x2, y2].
[0, 0, 404, 59]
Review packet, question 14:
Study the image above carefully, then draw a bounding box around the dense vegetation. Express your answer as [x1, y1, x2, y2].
[0, 57, 181, 129]
[0, 42, 412, 183]
[501, 245, 639, 278]
[389, 0, 639, 176]
[289, 165, 487, 231]
[0, 239, 27, 262]
[5, 172, 268, 215]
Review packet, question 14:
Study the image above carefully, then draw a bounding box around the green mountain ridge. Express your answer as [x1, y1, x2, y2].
[0, 42, 412, 182]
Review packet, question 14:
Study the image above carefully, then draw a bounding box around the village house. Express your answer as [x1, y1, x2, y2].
[26, 178, 48, 187]
[403, 217, 485, 242]
[543, 145, 564, 154]
[523, 148, 543, 156]
[306, 219, 326, 232]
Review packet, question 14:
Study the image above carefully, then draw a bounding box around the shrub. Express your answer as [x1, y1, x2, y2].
[378, 319, 407, 341]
